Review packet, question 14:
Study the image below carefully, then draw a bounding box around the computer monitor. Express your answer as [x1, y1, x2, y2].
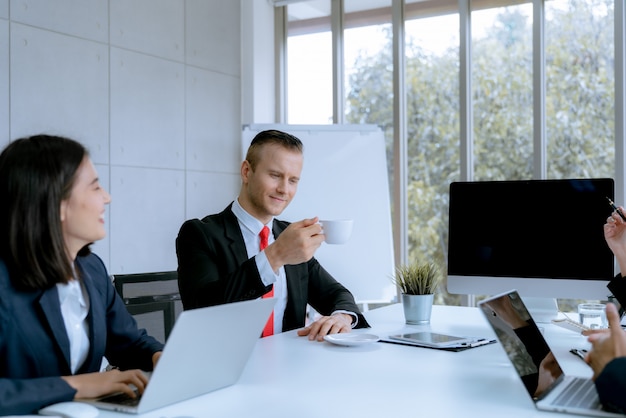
[447, 178, 616, 317]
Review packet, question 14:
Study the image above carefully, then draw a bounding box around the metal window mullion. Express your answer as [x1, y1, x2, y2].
[392, 0, 407, 279]
[275, 6, 288, 123]
[616, 0, 626, 207]
[458, 0, 473, 306]
[533, 0, 546, 180]
[331, 0, 344, 124]
[459, 0, 473, 183]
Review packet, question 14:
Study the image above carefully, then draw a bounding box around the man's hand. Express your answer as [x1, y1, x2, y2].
[297, 313, 353, 342]
[264, 218, 324, 271]
[585, 303, 626, 379]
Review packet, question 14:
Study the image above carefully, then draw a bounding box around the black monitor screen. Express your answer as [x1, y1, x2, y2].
[447, 178, 615, 281]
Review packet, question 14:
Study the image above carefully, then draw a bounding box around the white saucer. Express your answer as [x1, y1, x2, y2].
[323, 333, 380, 347]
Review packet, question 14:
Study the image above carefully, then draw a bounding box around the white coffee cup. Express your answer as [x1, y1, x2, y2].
[319, 219, 354, 245]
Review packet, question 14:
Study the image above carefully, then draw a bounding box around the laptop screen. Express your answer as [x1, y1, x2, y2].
[479, 291, 565, 400]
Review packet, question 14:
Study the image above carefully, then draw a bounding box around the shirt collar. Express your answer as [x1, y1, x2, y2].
[232, 199, 273, 235]
[56, 279, 87, 308]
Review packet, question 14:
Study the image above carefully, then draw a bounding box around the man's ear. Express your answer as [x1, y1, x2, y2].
[241, 160, 251, 183]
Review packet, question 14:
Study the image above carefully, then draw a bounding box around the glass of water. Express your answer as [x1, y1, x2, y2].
[577, 303, 607, 329]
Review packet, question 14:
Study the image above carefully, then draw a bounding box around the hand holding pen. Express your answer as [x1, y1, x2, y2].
[604, 197, 626, 275]
[606, 197, 626, 222]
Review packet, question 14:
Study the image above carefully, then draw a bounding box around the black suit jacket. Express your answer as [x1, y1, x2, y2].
[176, 203, 369, 332]
[0, 253, 163, 415]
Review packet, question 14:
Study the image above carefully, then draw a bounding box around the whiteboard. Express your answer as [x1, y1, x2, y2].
[242, 124, 396, 303]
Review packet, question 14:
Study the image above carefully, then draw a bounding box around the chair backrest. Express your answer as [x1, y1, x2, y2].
[113, 271, 181, 342]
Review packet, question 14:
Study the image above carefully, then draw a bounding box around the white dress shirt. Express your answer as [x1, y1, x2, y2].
[231, 200, 358, 331]
[232, 199, 287, 333]
[57, 276, 90, 374]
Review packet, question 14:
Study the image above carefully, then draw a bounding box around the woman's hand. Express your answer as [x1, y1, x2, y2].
[585, 303, 626, 380]
[604, 208, 626, 272]
[152, 351, 162, 369]
[62, 369, 149, 400]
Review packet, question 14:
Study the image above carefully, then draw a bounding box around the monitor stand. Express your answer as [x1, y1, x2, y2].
[525, 297, 559, 323]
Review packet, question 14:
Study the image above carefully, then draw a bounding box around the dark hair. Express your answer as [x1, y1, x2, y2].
[0, 135, 89, 290]
[245, 130, 303, 170]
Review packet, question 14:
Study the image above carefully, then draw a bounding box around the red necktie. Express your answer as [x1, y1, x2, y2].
[260, 226, 274, 337]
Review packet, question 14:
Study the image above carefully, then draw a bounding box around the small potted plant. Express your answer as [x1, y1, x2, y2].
[393, 262, 442, 324]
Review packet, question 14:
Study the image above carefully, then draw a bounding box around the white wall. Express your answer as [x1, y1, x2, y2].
[241, 0, 276, 124]
[2, 0, 247, 274]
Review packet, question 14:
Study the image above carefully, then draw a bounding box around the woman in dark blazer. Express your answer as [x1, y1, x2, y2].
[581, 205, 626, 413]
[586, 303, 626, 414]
[604, 204, 626, 306]
[0, 135, 164, 415]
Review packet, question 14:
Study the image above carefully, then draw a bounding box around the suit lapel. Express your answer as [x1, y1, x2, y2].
[39, 259, 107, 374]
[223, 205, 251, 265]
[39, 287, 71, 372]
[76, 258, 106, 373]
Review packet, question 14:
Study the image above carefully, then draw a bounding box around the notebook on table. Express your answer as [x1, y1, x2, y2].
[83, 298, 275, 414]
[478, 290, 622, 417]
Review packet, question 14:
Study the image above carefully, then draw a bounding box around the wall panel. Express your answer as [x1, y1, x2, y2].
[110, 0, 184, 61]
[184, 171, 240, 222]
[10, 0, 107, 42]
[110, 48, 185, 169]
[186, 67, 240, 173]
[186, 0, 240, 75]
[0, 0, 7, 19]
[10, 24, 109, 163]
[110, 166, 185, 273]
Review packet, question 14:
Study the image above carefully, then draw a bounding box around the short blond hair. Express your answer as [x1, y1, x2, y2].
[245, 130, 303, 170]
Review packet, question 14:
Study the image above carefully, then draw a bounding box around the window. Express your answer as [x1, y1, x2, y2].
[344, 0, 394, 190]
[287, 0, 333, 124]
[472, 3, 533, 181]
[405, 13, 460, 305]
[546, 0, 615, 179]
[280, 0, 624, 307]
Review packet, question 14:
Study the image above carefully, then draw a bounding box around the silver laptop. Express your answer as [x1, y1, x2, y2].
[478, 290, 622, 417]
[84, 298, 275, 414]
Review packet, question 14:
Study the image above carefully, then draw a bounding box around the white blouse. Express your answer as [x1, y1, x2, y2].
[57, 277, 90, 374]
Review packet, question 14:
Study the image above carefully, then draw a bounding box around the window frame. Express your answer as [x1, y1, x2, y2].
[276, 0, 626, 305]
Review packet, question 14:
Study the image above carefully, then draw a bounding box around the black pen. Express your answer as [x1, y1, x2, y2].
[607, 197, 626, 221]
[570, 348, 587, 361]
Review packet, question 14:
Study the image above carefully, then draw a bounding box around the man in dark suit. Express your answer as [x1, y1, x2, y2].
[176, 129, 368, 341]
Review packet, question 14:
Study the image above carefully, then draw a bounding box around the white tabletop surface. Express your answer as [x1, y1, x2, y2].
[96, 303, 595, 418]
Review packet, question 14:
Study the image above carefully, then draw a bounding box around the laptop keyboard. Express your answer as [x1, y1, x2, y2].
[98, 390, 141, 407]
[552, 377, 601, 409]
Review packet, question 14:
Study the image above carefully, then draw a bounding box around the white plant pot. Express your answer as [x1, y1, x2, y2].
[402, 293, 434, 325]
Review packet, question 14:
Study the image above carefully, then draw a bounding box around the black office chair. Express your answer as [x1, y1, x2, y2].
[112, 271, 181, 342]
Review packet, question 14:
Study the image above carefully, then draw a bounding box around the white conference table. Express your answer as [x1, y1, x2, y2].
[99, 304, 595, 418]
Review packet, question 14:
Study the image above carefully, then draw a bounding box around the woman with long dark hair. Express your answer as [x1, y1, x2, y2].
[0, 135, 164, 415]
